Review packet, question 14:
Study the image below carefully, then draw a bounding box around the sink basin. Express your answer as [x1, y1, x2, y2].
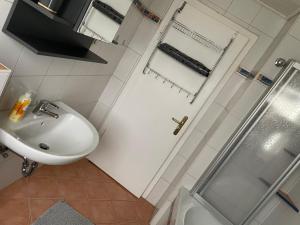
[0, 102, 99, 165]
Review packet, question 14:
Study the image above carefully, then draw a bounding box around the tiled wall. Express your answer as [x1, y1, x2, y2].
[0, 0, 148, 188]
[0, 0, 127, 117]
[146, 0, 287, 207]
[150, 6, 300, 225]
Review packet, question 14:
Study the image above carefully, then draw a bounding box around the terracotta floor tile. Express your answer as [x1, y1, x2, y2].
[1, 158, 155, 225]
[85, 180, 110, 200]
[112, 201, 140, 222]
[89, 200, 118, 224]
[33, 165, 59, 177]
[27, 176, 60, 198]
[0, 178, 28, 199]
[116, 223, 143, 225]
[54, 162, 83, 178]
[0, 198, 30, 225]
[135, 198, 155, 223]
[29, 198, 59, 222]
[56, 178, 88, 200]
[105, 182, 137, 201]
[78, 160, 114, 182]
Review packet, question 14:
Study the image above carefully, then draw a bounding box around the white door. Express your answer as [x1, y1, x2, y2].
[89, 1, 252, 197]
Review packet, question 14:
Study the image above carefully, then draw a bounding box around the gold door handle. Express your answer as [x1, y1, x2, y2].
[172, 116, 188, 135]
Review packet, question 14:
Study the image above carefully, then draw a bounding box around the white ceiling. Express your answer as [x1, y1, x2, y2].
[257, 0, 300, 19]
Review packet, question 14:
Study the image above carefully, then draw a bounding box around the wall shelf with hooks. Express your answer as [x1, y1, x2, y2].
[158, 43, 211, 76]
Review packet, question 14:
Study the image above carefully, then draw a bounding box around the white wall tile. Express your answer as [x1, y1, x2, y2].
[248, 220, 260, 225]
[69, 61, 106, 76]
[214, 72, 248, 108]
[0, 152, 23, 190]
[129, 18, 159, 55]
[36, 76, 68, 101]
[13, 48, 52, 76]
[197, 0, 226, 15]
[166, 173, 198, 203]
[261, 34, 300, 79]
[115, 5, 144, 46]
[147, 178, 170, 205]
[0, 76, 43, 110]
[180, 174, 198, 191]
[72, 101, 98, 118]
[89, 101, 110, 129]
[99, 76, 124, 107]
[69, 43, 125, 76]
[207, 0, 233, 10]
[0, 33, 23, 71]
[251, 7, 286, 38]
[0, 0, 23, 70]
[62, 75, 110, 107]
[230, 80, 267, 121]
[114, 48, 140, 82]
[162, 155, 187, 183]
[178, 129, 205, 159]
[149, 0, 174, 19]
[196, 102, 225, 133]
[150, 200, 173, 225]
[224, 12, 250, 29]
[289, 17, 300, 41]
[241, 27, 273, 71]
[46, 58, 74, 76]
[96, 42, 127, 75]
[187, 145, 218, 178]
[207, 112, 241, 151]
[227, 0, 261, 24]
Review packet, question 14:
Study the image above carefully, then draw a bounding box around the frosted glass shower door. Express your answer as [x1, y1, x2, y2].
[198, 68, 300, 224]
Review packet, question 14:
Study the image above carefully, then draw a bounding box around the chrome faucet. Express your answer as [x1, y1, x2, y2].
[32, 100, 59, 119]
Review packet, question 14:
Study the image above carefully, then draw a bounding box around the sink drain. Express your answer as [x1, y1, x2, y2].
[39, 143, 50, 151]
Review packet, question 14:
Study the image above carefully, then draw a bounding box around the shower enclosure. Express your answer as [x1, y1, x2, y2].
[189, 59, 300, 225]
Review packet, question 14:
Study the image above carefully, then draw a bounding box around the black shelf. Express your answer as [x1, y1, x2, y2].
[21, 0, 71, 26]
[6, 30, 106, 63]
[2, 0, 107, 63]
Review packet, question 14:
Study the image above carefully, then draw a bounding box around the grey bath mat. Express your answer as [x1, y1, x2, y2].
[32, 201, 94, 225]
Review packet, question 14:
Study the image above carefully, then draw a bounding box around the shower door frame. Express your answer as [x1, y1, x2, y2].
[191, 60, 300, 225]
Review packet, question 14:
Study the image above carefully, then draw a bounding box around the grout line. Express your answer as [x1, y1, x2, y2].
[27, 197, 32, 224]
[11, 47, 24, 76]
[249, 5, 263, 26]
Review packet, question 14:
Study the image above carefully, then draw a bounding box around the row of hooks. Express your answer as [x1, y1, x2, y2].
[143, 66, 195, 101]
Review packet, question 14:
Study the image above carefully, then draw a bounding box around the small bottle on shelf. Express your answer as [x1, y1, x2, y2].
[9, 92, 32, 123]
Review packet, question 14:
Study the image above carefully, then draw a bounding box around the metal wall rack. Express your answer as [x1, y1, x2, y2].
[143, 2, 235, 104]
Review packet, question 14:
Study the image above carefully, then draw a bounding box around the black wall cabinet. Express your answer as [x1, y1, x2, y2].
[2, 0, 107, 63]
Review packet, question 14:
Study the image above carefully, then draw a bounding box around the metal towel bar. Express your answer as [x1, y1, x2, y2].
[172, 20, 224, 53]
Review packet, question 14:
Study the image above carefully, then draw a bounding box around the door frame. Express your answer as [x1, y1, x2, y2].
[140, 0, 257, 198]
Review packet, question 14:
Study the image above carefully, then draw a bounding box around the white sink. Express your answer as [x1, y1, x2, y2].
[0, 102, 99, 165]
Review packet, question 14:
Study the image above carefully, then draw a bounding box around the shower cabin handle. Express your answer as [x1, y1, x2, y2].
[172, 116, 188, 135]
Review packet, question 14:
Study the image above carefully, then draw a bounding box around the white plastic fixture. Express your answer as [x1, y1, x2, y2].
[0, 102, 99, 165]
[257, 0, 300, 19]
[0, 63, 11, 97]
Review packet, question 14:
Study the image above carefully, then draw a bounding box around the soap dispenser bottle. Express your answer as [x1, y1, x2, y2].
[9, 92, 32, 122]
